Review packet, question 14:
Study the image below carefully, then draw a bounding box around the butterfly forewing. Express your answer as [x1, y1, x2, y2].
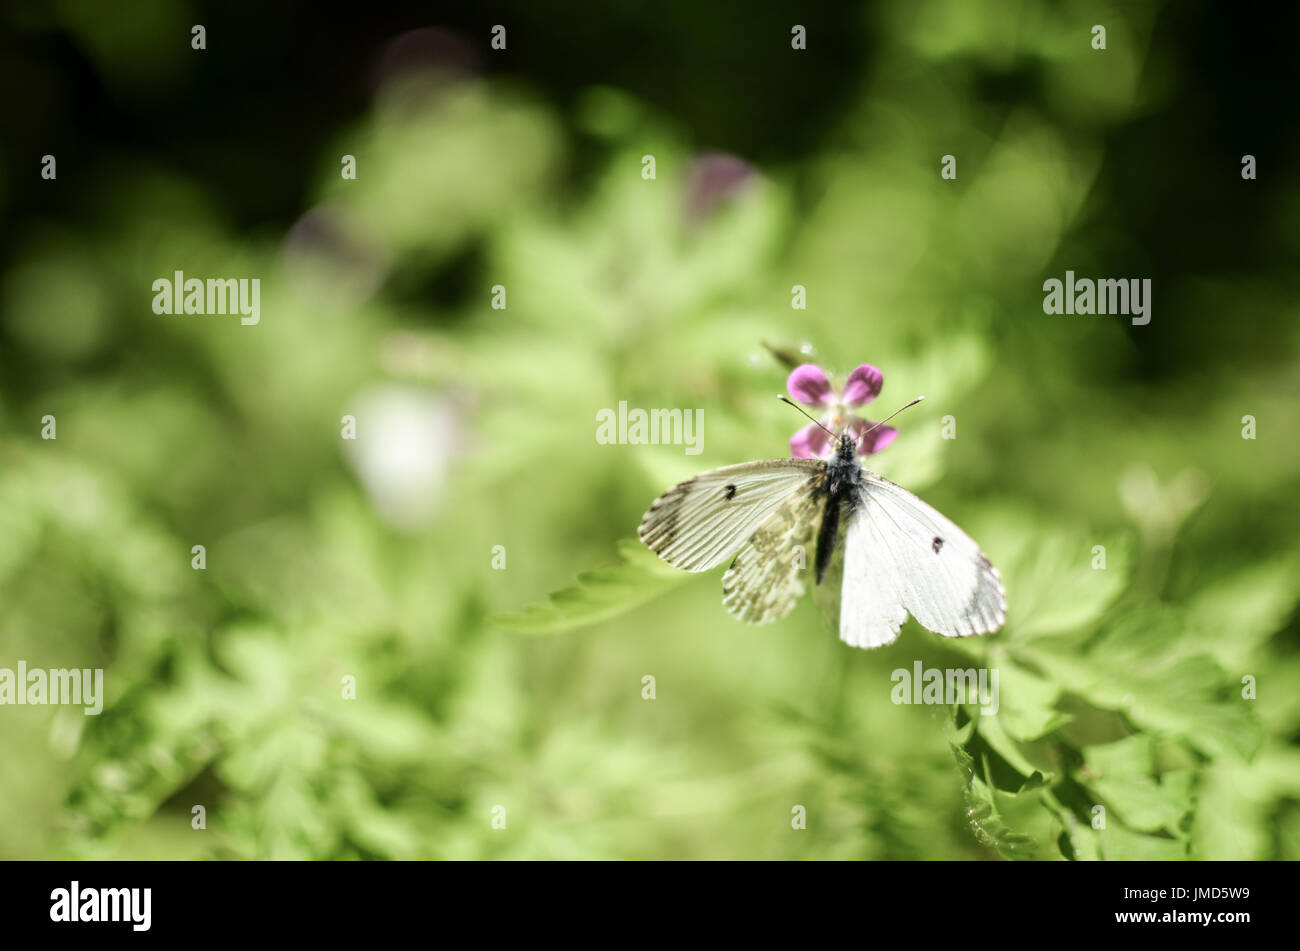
[638, 459, 822, 571]
[721, 476, 826, 624]
[838, 472, 1006, 646]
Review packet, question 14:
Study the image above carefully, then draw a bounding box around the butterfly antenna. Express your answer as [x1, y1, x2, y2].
[777, 395, 837, 439]
[856, 396, 925, 448]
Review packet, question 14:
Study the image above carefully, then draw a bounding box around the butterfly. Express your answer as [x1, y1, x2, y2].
[637, 397, 1006, 648]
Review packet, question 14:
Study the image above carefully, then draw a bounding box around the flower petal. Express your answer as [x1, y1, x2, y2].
[789, 421, 832, 459]
[787, 364, 833, 405]
[841, 364, 884, 406]
[849, 418, 898, 455]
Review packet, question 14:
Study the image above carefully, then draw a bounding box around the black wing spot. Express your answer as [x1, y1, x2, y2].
[724, 484, 737, 500]
[932, 536, 944, 554]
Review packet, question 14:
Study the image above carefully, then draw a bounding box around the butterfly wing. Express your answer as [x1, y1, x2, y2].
[838, 472, 1006, 649]
[639, 459, 823, 572]
[721, 476, 826, 624]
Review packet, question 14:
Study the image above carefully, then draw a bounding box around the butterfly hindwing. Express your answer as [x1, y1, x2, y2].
[837, 472, 1006, 647]
[838, 494, 910, 648]
[721, 475, 826, 624]
[638, 459, 823, 572]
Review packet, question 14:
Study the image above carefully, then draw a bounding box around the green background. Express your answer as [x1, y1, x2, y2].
[1, 0, 1298, 859]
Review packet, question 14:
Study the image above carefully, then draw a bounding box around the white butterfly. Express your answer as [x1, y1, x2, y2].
[638, 403, 1006, 648]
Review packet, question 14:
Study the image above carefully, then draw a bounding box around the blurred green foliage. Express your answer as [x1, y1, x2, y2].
[2, 2, 1298, 859]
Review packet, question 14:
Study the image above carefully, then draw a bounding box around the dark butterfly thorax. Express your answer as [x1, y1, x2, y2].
[815, 434, 864, 584]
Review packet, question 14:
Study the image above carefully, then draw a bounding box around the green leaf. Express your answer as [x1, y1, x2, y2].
[992, 652, 1071, 741]
[974, 712, 1051, 786]
[1102, 823, 1190, 860]
[1082, 736, 1193, 835]
[959, 759, 1040, 859]
[1183, 558, 1300, 670]
[1048, 789, 1190, 860]
[967, 509, 1132, 640]
[1195, 748, 1300, 859]
[1090, 770, 1193, 836]
[1023, 635, 1263, 761]
[491, 538, 692, 634]
[1045, 796, 1103, 861]
[1010, 535, 1132, 639]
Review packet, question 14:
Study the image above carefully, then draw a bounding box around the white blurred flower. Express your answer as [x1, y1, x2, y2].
[342, 384, 462, 531]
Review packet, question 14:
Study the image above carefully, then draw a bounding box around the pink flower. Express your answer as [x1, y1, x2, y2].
[786, 363, 899, 459]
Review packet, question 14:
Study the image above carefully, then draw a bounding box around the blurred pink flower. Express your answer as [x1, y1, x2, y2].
[684, 152, 756, 224]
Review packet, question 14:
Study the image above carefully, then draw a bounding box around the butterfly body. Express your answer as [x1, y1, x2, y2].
[638, 430, 1006, 648]
[815, 432, 863, 583]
